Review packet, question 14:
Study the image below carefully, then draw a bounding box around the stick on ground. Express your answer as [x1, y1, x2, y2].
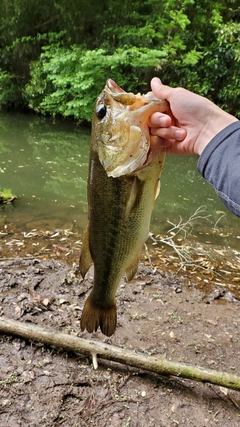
[0, 316, 240, 391]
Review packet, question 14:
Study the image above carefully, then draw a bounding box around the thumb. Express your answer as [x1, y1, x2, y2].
[151, 77, 173, 101]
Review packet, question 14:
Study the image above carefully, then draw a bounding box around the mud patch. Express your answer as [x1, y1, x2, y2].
[0, 257, 240, 426]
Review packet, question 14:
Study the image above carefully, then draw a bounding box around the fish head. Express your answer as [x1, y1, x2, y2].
[91, 79, 168, 177]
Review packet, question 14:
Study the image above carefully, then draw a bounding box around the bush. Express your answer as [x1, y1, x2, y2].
[0, 70, 21, 110]
[24, 45, 168, 121]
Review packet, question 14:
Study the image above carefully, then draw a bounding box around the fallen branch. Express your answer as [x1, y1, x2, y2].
[149, 206, 213, 271]
[0, 316, 240, 391]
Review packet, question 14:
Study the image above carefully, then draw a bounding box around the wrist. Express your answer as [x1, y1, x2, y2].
[195, 107, 238, 155]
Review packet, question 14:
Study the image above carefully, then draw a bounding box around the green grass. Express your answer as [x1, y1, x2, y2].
[0, 188, 16, 203]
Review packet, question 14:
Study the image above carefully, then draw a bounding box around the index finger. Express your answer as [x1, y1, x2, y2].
[148, 112, 172, 128]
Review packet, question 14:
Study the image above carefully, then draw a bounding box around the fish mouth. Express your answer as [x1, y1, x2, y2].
[106, 79, 137, 105]
[107, 79, 123, 92]
[104, 101, 162, 178]
[98, 80, 169, 178]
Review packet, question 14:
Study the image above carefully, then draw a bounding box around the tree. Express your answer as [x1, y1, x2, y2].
[0, 0, 239, 119]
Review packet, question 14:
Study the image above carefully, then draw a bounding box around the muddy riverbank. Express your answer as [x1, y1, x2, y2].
[0, 223, 240, 426]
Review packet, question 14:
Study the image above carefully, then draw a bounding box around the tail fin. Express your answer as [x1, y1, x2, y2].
[81, 294, 117, 337]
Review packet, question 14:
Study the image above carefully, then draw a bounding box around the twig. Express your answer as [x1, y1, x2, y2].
[149, 206, 215, 271]
[0, 256, 41, 262]
[0, 317, 240, 391]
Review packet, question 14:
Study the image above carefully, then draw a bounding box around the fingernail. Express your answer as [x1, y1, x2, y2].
[175, 129, 185, 141]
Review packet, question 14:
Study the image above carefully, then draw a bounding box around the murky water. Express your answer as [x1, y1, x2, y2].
[0, 113, 240, 250]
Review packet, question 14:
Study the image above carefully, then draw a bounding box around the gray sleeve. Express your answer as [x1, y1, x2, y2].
[197, 121, 240, 217]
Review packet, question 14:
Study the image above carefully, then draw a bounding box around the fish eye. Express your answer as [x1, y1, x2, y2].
[96, 104, 107, 120]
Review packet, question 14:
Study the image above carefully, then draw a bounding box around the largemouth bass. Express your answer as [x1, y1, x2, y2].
[80, 79, 168, 336]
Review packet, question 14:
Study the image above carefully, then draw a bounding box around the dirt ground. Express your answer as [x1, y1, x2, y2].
[0, 225, 240, 426]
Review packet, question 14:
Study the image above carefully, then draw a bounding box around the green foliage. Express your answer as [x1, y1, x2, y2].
[0, 70, 21, 109]
[24, 45, 168, 121]
[0, 188, 16, 204]
[212, 19, 240, 115]
[0, 0, 239, 119]
[1, 188, 12, 199]
[174, 9, 240, 115]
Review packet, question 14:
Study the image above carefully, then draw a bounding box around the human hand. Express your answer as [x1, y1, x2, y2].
[149, 77, 238, 155]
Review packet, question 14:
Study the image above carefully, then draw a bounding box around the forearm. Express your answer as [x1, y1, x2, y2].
[198, 121, 240, 217]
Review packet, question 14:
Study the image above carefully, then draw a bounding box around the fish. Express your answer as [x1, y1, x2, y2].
[79, 79, 168, 337]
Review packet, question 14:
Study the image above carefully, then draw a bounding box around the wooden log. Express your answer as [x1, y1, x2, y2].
[0, 316, 240, 391]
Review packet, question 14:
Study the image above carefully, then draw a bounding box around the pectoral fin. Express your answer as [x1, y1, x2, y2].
[79, 227, 93, 278]
[125, 254, 140, 282]
[125, 176, 143, 219]
[155, 179, 160, 200]
[151, 179, 161, 210]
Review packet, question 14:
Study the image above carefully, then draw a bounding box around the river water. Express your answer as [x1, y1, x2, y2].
[0, 113, 240, 251]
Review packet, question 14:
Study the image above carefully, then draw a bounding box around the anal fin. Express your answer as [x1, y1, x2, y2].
[125, 254, 140, 282]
